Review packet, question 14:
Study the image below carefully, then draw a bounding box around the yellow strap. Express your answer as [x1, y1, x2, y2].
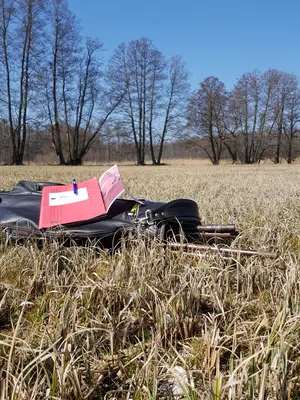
[130, 203, 139, 213]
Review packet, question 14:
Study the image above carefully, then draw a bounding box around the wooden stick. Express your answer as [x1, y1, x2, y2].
[166, 242, 279, 259]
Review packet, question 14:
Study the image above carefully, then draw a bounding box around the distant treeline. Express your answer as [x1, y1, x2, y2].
[0, 0, 299, 165]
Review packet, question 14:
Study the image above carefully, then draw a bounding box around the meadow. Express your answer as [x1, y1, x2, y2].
[0, 162, 299, 399]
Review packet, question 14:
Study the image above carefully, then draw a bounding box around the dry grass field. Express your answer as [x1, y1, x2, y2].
[0, 163, 300, 399]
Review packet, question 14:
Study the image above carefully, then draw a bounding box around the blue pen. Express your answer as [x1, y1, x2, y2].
[73, 179, 78, 195]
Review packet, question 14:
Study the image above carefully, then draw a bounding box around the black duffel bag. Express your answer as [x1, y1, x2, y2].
[0, 181, 201, 247]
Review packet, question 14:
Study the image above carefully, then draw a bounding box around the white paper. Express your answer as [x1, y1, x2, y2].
[49, 187, 88, 206]
[126, 192, 144, 205]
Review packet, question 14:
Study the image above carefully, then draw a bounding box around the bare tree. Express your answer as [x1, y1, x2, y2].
[187, 76, 227, 165]
[107, 37, 189, 165]
[108, 38, 159, 165]
[282, 74, 300, 163]
[228, 71, 262, 163]
[220, 94, 240, 163]
[0, 0, 14, 162]
[41, 0, 79, 164]
[153, 56, 189, 165]
[270, 72, 300, 163]
[0, 0, 43, 164]
[228, 70, 281, 163]
[39, 0, 123, 165]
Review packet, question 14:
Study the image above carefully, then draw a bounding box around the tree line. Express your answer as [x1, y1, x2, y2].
[187, 71, 300, 164]
[1, 0, 300, 166]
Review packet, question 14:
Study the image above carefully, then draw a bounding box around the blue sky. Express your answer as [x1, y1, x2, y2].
[68, 0, 300, 91]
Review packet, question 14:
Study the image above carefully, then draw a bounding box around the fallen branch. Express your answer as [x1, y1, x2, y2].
[167, 242, 279, 259]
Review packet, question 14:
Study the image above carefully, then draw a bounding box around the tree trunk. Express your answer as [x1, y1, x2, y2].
[1, 5, 15, 163]
[136, 146, 144, 165]
[68, 158, 82, 166]
[209, 120, 218, 165]
[52, 17, 65, 165]
[274, 122, 283, 164]
[287, 134, 293, 164]
[223, 141, 237, 164]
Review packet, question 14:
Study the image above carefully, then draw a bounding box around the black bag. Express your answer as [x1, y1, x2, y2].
[0, 181, 201, 247]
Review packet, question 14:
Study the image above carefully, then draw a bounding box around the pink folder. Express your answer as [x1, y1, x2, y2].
[39, 178, 105, 229]
[99, 165, 125, 211]
[39, 166, 125, 229]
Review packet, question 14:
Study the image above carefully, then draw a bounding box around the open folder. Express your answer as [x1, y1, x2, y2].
[39, 165, 125, 229]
